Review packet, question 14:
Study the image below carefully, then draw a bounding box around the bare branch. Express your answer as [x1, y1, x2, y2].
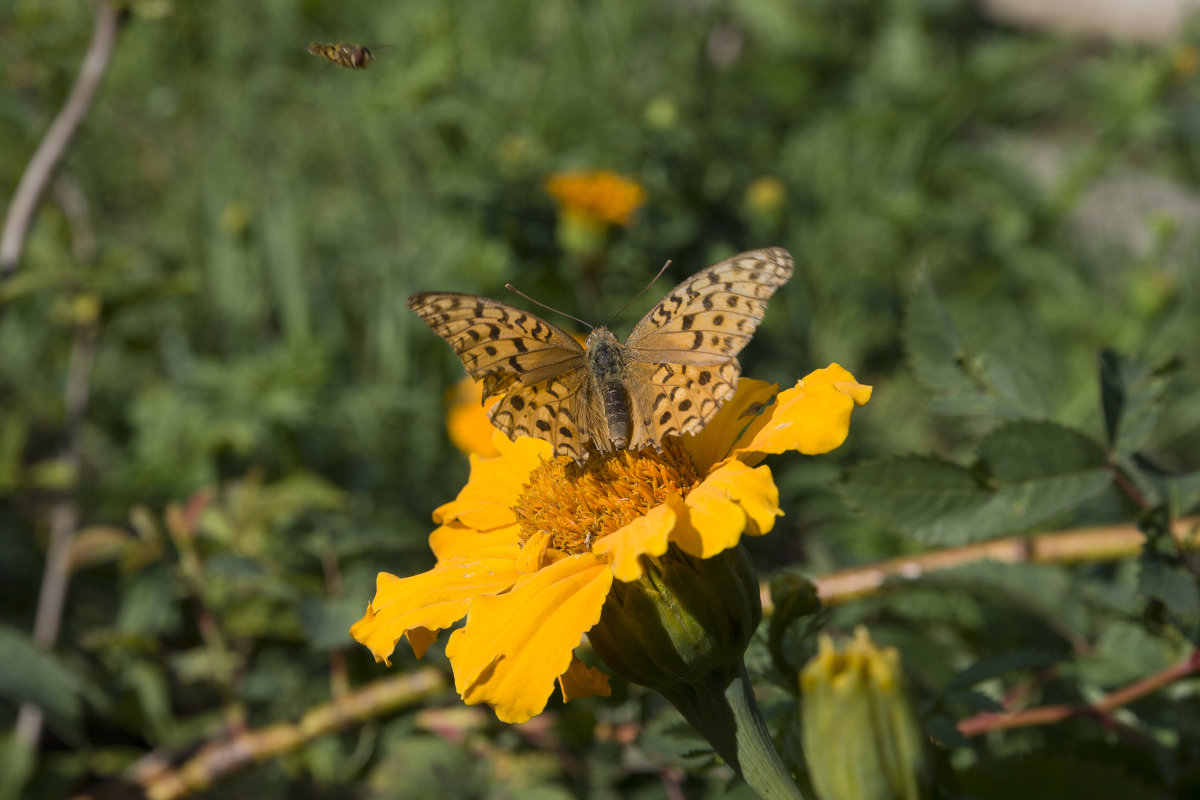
[15, 315, 98, 749]
[69, 669, 449, 800]
[758, 515, 1200, 611]
[0, 0, 121, 278]
[958, 649, 1200, 738]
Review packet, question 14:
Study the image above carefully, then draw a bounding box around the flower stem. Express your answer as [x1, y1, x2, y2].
[659, 664, 806, 800]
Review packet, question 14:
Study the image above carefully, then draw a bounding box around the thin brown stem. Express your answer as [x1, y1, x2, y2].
[53, 173, 99, 262]
[0, 0, 120, 278]
[758, 516, 1200, 611]
[958, 649, 1200, 738]
[15, 314, 98, 748]
[1110, 463, 1152, 510]
[320, 545, 350, 696]
[68, 669, 449, 800]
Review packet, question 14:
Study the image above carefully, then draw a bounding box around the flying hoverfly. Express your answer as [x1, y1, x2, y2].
[307, 41, 375, 70]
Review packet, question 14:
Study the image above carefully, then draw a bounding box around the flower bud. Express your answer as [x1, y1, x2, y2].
[800, 627, 928, 800]
[587, 543, 762, 690]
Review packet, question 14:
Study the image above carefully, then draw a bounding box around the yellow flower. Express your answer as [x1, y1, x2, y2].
[351, 365, 871, 723]
[544, 170, 647, 228]
[744, 176, 786, 216]
[1174, 45, 1200, 79]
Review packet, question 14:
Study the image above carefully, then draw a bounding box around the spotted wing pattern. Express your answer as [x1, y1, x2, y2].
[406, 293, 595, 458]
[622, 247, 793, 449]
[409, 247, 793, 461]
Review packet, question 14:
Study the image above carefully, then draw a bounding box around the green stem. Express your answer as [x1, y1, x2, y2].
[659, 664, 806, 800]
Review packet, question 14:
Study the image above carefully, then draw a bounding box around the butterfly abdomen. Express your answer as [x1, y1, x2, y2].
[586, 328, 632, 450]
[600, 381, 631, 449]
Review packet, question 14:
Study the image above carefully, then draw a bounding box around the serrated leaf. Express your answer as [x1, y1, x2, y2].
[1163, 469, 1200, 516]
[974, 351, 1053, 417]
[942, 687, 1005, 713]
[930, 391, 1028, 419]
[945, 650, 1064, 692]
[904, 272, 972, 392]
[977, 420, 1108, 480]
[842, 455, 982, 532]
[1078, 620, 1174, 685]
[1099, 349, 1165, 457]
[842, 453, 1112, 544]
[1138, 558, 1200, 622]
[924, 714, 967, 748]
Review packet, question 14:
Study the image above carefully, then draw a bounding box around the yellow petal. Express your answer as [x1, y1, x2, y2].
[445, 555, 613, 723]
[684, 379, 779, 471]
[517, 530, 551, 574]
[732, 364, 872, 461]
[405, 626, 438, 659]
[350, 554, 521, 666]
[428, 521, 520, 561]
[672, 461, 781, 559]
[433, 435, 549, 529]
[591, 499, 676, 582]
[558, 656, 612, 703]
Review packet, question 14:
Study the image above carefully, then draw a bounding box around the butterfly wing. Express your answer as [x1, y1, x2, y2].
[407, 293, 593, 458]
[622, 247, 793, 448]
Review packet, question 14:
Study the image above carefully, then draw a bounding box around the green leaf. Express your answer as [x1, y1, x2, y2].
[842, 434, 1112, 545]
[930, 391, 1029, 419]
[977, 420, 1108, 480]
[298, 595, 369, 651]
[841, 455, 983, 543]
[1098, 349, 1167, 456]
[924, 714, 967, 748]
[1078, 620, 1175, 685]
[1163, 469, 1200, 516]
[904, 272, 971, 393]
[945, 650, 1065, 692]
[1139, 553, 1200, 629]
[0, 734, 35, 800]
[0, 625, 86, 733]
[1143, 561, 1200, 621]
[973, 351, 1053, 418]
[941, 687, 1004, 713]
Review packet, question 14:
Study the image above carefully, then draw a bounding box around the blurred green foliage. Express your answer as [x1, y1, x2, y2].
[2, 0, 1200, 797]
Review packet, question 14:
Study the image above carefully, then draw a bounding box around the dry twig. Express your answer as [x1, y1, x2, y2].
[0, 0, 121, 278]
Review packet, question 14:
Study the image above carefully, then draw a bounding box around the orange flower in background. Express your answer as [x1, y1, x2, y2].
[544, 170, 646, 228]
[445, 377, 501, 458]
[351, 365, 871, 723]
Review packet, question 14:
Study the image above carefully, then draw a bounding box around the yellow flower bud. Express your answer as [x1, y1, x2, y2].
[800, 627, 928, 800]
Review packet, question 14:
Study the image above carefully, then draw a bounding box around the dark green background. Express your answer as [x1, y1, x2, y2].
[3, 0, 1199, 797]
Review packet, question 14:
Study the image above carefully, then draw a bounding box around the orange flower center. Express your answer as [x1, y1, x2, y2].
[512, 439, 700, 555]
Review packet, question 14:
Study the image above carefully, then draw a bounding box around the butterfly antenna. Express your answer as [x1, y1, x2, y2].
[505, 283, 593, 330]
[602, 259, 672, 329]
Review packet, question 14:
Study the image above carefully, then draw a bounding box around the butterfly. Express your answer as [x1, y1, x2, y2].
[408, 247, 794, 462]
